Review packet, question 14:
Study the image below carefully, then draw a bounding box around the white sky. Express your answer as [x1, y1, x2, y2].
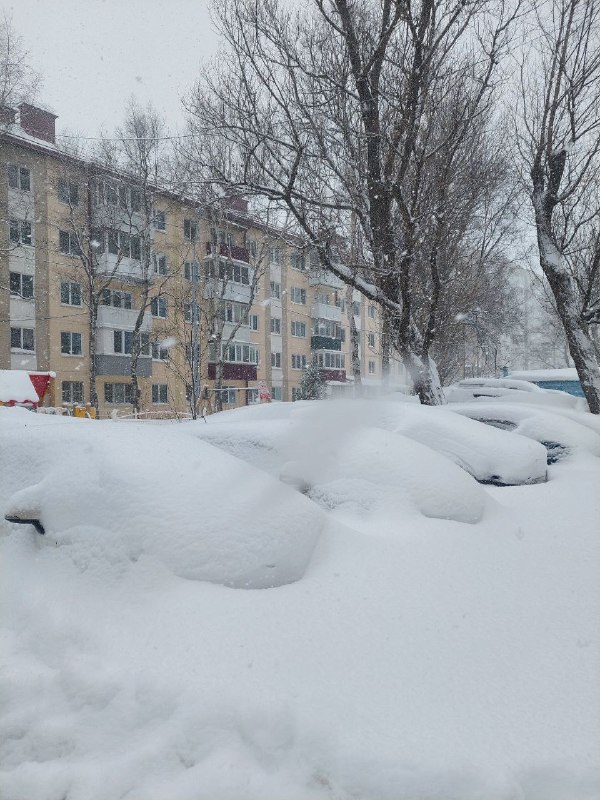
[4, 0, 219, 138]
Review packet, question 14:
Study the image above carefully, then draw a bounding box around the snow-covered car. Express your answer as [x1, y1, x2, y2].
[445, 377, 581, 409]
[448, 401, 600, 463]
[0, 407, 323, 589]
[191, 397, 549, 488]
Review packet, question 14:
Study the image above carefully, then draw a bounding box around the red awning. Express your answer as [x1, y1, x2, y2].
[28, 372, 55, 402]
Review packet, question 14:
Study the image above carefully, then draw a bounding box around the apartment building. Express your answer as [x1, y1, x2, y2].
[1, 103, 406, 416]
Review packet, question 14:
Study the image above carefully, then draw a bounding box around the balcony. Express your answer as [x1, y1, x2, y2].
[309, 269, 345, 290]
[207, 363, 257, 381]
[96, 253, 144, 282]
[311, 335, 341, 351]
[204, 279, 252, 305]
[95, 354, 151, 377]
[311, 302, 342, 322]
[205, 241, 250, 263]
[96, 306, 152, 332]
[320, 368, 346, 382]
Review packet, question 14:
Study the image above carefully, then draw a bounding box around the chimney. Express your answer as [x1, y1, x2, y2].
[227, 195, 249, 213]
[18, 103, 58, 144]
[0, 106, 16, 126]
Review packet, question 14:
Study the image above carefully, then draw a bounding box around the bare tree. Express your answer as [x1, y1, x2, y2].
[0, 15, 40, 114]
[186, 0, 520, 404]
[99, 101, 172, 414]
[54, 158, 129, 412]
[519, 0, 600, 412]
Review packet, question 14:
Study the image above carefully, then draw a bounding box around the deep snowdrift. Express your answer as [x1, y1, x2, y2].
[1, 399, 599, 800]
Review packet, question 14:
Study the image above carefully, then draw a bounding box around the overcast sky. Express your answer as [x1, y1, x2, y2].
[5, 0, 219, 138]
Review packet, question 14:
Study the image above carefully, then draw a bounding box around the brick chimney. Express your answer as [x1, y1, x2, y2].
[227, 195, 249, 213]
[0, 106, 16, 126]
[18, 103, 58, 144]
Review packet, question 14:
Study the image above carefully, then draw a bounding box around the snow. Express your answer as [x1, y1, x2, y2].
[509, 368, 580, 382]
[0, 411, 323, 589]
[0, 370, 39, 404]
[446, 379, 581, 409]
[449, 402, 600, 459]
[1, 397, 599, 800]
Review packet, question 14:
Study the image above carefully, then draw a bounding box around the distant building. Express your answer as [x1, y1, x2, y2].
[1, 103, 408, 416]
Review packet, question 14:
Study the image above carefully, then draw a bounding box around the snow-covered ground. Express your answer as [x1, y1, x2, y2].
[1, 398, 599, 800]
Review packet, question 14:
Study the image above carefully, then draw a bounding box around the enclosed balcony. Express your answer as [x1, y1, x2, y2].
[205, 241, 250, 263]
[96, 305, 152, 332]
[309, 269, 345, 290]
[311, 335, 341, 351]
[311, 302, 342, 322]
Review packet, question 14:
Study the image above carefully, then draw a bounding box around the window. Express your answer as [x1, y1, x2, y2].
[220, 387, 237, 405]
[270, 317, 281, 334]
[8, 164, 31, 191]
[249, 314, 259, 331]
[368, 304, 376, 319]
[368, 360, 376, 374]
[291, 354, 307, 370]
[104, 383, 133, 404]
[152, 341, 169, 360]
[152, 384, 168, 404]
[249, 239, 257, 257]
[368, 332, 376, 348]
[58, 179, 79, 205]
[10, 327, 34, 351]
[61, 331, 82, 355]
[290, 286, 306, 304]
[153, 254, 168, 275]
[313, 319, 344, 340]
[100, 289, 132, 309]
[151, 296, 168, 318]
[184, 219, 197, 241]
[352, 301, 360, 316]
[61, 281, 82, 306]
[271, 351, 282, 368]
[222, 302, 249, 325]
[291, 387, 303, 401]
[270, 247, 281, 265]
[315, 292, 330, 305]
[290, 251, 305, 271]
[154, 211, 166, 231]
[211, 342, 258, 364]
[184, 261, 199, 280]
[217, 261, 250, 285]
[107, 230, 142, 260]
[316, 351, 345, 369]
[9, 220, 33, 246]
[59, 230, 81, 256]
[62, 381, 84, 404]
[113, 329, 133, 355]
[130, 189, 142, 213]
[270, 281, 281, 299]
[271, 386, 282, 401]
[10, 272, 34, 299]
[291, 321, 306, 337]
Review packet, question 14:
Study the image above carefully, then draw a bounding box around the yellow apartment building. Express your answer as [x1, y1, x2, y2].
[1, 103, 408, 417]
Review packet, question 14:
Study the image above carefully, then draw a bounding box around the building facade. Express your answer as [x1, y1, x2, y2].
[1, 103, 407, 417]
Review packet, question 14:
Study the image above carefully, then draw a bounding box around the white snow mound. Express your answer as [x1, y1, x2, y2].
[0, 412, 323, 588]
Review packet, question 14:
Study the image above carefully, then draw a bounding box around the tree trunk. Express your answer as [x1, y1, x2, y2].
[400, 348, 445, 405]
[88, 299, 99, 413]
[345, 285, 361, 394]
[536, 226, 600, 413]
